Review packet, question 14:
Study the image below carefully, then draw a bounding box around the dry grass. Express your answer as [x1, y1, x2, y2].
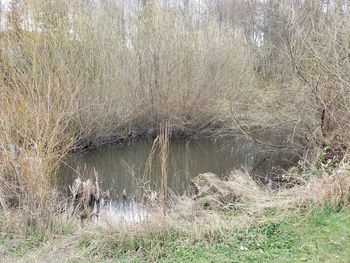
[0, 0, 349, 237]
[84, 158, 350, 234]
[50, 160, 349, 262]
[292, 161, 350, 208]
[228, 161, 350, 213]
[0, 83, 73, 231]
[0, 0, 253, 230]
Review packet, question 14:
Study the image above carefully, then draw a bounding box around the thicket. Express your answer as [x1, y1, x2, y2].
[0, 0, 349, 231]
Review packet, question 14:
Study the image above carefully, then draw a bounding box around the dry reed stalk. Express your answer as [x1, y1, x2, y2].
[136, 136, 160, 206]
[143, 136, 158, 180]
[159, 124, 170, 214]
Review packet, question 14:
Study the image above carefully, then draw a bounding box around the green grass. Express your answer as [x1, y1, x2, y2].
[152, 208, 350, 263]
[62, 206, 350, 262]
[1, 207, 350, 262]
[0, 226, 46, 257]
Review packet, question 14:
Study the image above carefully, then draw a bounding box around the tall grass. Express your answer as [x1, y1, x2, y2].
[0, 0, 349, 232]
[0, 0, 254, 229]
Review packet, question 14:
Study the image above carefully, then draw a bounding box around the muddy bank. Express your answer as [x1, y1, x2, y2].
[69, 125, 304, 152]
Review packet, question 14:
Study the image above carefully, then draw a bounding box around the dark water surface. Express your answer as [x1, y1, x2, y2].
[58, 137, 298, 199]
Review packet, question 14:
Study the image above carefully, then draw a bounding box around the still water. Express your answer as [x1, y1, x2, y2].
[58, 137, 298, 199]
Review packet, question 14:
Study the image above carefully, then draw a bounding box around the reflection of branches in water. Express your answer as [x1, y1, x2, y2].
[248, 157, 267, 176]
[229, 107, 298, 150]
[104, 198, 150, 226]
[59, 137, 299, 200]
[143, 138, 158, 180]
[121, 159, 137, 178]
[138, 138, 159, 201]
[121, 159, 155, 202]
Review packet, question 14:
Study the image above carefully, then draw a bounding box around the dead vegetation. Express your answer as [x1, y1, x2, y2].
[0, 0, 349, 240]
[70, 177, 101, 218]
[68, 160, 350, 262]
[189, 158, 350, 214]
[70, 158, 350, 237]
[294, 161, 350, 208]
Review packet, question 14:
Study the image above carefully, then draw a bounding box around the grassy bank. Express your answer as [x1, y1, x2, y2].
[1, 166, 350, 262]
[1, 206, 350, 262]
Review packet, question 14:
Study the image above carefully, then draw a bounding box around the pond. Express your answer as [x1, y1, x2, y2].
[58, 137, 298, 201]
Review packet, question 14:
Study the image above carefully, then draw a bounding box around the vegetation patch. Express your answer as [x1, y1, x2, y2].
[0, 0, 350, 262]
[76, 207, 350, 262]
[2, 206, 348, 262]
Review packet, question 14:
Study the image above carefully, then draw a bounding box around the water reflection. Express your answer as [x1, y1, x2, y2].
[95, 198, 150, 226]
[58, 138, 298, 199]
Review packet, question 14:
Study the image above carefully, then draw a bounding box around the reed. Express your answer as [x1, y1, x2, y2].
[158, 124, 170, 213]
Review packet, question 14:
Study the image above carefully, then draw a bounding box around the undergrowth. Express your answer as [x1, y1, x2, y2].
[1, 206, 349, 262]
[0, 1, 350, 261]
